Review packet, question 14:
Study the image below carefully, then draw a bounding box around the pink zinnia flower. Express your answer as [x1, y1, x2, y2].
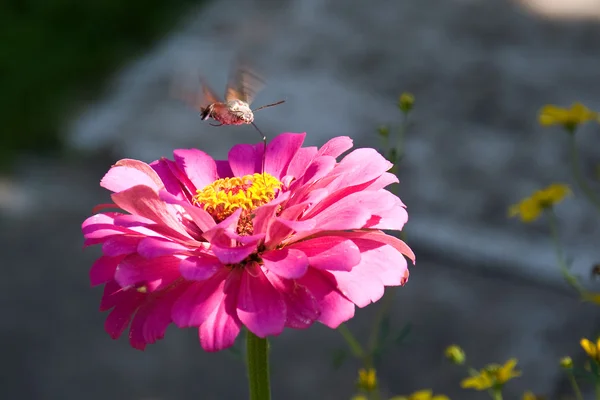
[82, 133, 414, 352]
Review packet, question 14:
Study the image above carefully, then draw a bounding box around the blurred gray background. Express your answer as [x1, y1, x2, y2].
[2, 0, 600, 398]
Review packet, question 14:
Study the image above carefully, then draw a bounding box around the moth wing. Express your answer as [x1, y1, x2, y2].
[170, 75, 222, 110]
[225, 62, 264, 105]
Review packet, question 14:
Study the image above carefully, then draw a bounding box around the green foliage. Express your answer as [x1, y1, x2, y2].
[0, 0, 203, 171]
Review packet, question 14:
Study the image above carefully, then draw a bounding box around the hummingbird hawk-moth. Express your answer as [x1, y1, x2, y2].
[172, 63, 284, 174]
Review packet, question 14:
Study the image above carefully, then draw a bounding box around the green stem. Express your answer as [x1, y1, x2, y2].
[246, 330, 271, 400]
[567, 371, 583, 400]
[491, 388, 503, 400]
[365, 287, 398, 368]
[394, 111, 409, 164]
[337, 323, 365, 359]
[546, 208, 585, 295]
[568, 132, 600, 213]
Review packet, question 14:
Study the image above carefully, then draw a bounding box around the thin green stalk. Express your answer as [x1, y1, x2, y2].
[365, 286, 398, 368]
[546, 208, 585, 295]
[246, 330, 271, 400]
[567, 371, 583, 400]
[568, 132, 600, 213]
[491, 388, 503, 400]
[337, 323, 365, 359]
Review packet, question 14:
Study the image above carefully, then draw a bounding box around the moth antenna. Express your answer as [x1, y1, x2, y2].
[251, 122, 267, 180]
[253, 100, 285, 112]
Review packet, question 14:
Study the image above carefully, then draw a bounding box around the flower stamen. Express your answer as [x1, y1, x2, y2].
[194, 173, 282, 224]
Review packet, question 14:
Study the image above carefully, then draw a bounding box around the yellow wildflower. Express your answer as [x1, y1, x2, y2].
[389, 389, 450, 400]
[582, 291, 600, 305]
[522, 391, 546, 400]
[580, 337, 600, 362]
[356, 368, 378, 392]
[559, 356, 573, 369]
[398, 92, 415, 113]
[508, 183, 571, 223]
[539, 102, 598, 131]
[444, 345, 466, 365]
[461, 358, 522, 391]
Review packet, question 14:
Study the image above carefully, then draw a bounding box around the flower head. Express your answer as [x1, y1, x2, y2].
[560, 356, 573, 370]
[398, 92, 415, 113]
[461, 358, 521, 391]
[539, 102, 598, 131]
[581, 337, 600, 362]
[82, 133, 414, 351]
[356, 368, 378, 392]
[522, 391, 546, 400]
[508, 183, 571, 223]
[390, 389, 449, 400]
[444, 344, 466, 365]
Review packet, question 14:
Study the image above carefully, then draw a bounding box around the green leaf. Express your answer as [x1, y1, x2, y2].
[378, 314, 391, 345]
[331, 348, 348, 370]
[394, 323, 412, 346]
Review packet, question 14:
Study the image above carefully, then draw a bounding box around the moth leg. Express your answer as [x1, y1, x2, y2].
[210, 122, 224, 127]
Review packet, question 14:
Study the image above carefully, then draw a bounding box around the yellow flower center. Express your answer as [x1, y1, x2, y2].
[193, 173, 282, 224]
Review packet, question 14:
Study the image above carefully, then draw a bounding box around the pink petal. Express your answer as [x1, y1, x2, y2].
[172, 270, 228, 327]
[173, 149, 218, 191]
[288, 237, 361, 271]
[199, 270, 242, 352]
[91, 203, 120, 214]
[82, 212, 120, 230]
[272, 216, 317, 234]
[228, 142, 263, 176]
[201, 208, 242, 242]
[330, 148, 393, 190]
[114, 255, 181, 289]
[128, 284, 185, 350]
[100, 280, 126, 311]
[364, 172, 399, 191]
[104, 291, 143, 339]
[251, 192, 290, 236]
[299, 156, 337, 185]
[211, 240, 258, 265]
[179, 255, 223, 281]
[164, 156, 198, 194]
[90, 255, 125, 286]
[317, 136, 353, 158]
[285, 146, 318, 180]
[262, 248, 309, 279]
[158, 190, 216, 233]
[137, 237, 189, 258]
[330, 230, 415, 263]
[236, 263, 286, 337]
[350, 239, 409, 286]
[102, 236, 141, 256]
[111, 185, 194, 242]
[265, 273, 320, 329]
[301, 195, 372, 231]
[100, 160, 163, 193]
[328, 265, 384, 308]
[215, 160, 234, 178]
[325, 235, 410, 308]
[150, 158, 188, 200]
[265, 133, 306, 179]
[297, 269, 355, 328]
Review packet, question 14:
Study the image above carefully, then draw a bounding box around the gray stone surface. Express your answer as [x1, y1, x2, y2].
[4, 0, 600, 398]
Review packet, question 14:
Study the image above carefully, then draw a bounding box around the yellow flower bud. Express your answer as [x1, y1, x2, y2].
[560, 356, 573, 370]
[444, 345, 466, 365]
[398, 92, 415, 113]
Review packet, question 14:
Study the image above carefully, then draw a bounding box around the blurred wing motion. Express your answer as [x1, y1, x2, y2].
[170, 75, 222, 112]
[225, 62, 265, 105]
